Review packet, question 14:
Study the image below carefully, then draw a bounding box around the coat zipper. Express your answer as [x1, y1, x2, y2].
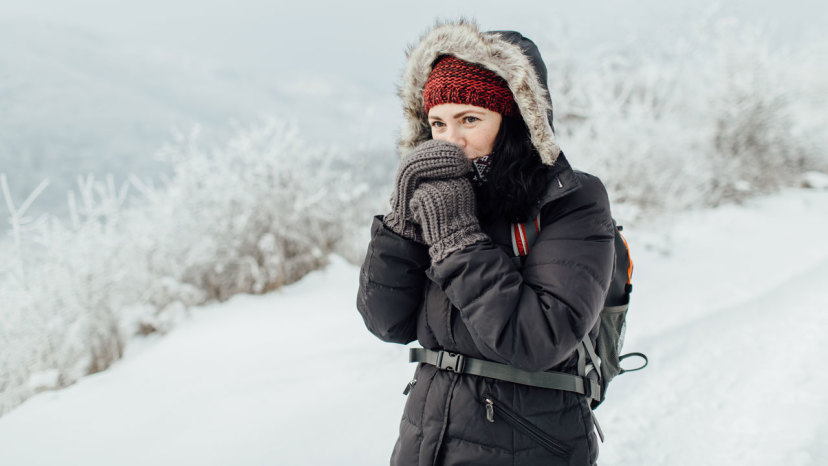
[483, 396, 570, 458]
[403, 377, 417, 395]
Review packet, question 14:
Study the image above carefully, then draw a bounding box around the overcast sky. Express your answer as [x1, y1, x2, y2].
[3, 0, 825, 93]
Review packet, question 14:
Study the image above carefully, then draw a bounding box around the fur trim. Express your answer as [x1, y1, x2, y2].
[397, 19, 561, 165]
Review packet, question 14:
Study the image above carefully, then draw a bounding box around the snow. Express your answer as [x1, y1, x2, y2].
[0, 254, 410, 464]
[0, 188, 827, 465]
[802, 171, 828, 190]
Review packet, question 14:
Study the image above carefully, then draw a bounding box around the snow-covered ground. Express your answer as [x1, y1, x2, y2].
[0, 188, 826, 465]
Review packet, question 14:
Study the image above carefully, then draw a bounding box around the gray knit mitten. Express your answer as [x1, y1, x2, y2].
[383, 140, 472, 241]
[409, 177, 489, 262]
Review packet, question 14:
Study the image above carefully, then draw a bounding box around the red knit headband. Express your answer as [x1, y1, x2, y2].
[423, 55, 517, 117]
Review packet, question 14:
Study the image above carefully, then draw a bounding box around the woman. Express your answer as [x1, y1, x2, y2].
[357, 20, 615, 465]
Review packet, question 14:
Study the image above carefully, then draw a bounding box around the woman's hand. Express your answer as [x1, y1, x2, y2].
[383, 140, 472, 241]
[409, 177, 489, 262]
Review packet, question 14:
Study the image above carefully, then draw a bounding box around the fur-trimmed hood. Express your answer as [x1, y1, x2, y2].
[398, 19, 561, 165]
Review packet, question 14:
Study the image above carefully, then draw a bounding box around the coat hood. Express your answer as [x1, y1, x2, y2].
[398, 19, 561, 165]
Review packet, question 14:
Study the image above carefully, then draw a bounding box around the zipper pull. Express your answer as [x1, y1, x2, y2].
[402, 378, 417, 395]
[485, 398, 494, 423]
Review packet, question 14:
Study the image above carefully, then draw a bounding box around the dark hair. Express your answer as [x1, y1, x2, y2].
[475, 115, 551, 224]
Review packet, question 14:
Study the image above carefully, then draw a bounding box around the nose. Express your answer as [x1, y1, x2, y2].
[442, 125, 465, 149]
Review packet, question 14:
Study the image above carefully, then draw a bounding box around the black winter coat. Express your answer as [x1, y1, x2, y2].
[357, 153, 615, 465]
[357, 20, 616, 466]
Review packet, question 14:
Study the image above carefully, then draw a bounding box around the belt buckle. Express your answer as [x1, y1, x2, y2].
[436, 351, 465, 373]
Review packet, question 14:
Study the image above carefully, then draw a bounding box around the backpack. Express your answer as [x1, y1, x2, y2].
[511, 215, 648, 410]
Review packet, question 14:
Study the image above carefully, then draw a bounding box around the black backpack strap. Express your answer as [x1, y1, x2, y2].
[409, 348, 601, 400]
[619, 352, 649, 373]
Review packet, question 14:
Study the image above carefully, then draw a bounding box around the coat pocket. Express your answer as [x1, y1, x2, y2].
[482, 394, 571, 458]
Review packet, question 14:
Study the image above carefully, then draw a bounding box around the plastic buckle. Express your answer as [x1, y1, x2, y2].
[589, 380, 602, 401]
[436, 351, 465, 373]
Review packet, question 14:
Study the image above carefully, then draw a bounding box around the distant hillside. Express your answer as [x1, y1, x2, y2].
[0, 21, 398, 231]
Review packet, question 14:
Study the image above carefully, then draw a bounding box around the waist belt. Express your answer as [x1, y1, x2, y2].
[409, 347, 601, 401]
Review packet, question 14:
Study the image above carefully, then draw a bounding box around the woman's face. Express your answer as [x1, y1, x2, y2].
[428, 103, 502, 160]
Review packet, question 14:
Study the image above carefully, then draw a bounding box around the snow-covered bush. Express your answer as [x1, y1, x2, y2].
[130, 119, 367, 301]
[543, 17, 828, 220]
[0, 119, 370, 415]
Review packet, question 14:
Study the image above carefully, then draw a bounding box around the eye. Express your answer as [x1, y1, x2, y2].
[462, 116, 480, 124]
[430, 120, 445, 128]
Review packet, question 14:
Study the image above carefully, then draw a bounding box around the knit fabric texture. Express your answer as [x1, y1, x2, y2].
[423, 55, 517, 117]
[383, 140, 472, 241]
[471, 155, 491, 186]
[410, 177, 489, 262]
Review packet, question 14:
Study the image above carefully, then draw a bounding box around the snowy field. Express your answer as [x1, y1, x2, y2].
[0, 187, 826, 465]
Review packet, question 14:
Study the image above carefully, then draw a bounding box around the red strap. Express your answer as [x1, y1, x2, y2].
[512, 223, 528, 256]
[512, 214, 542, 258]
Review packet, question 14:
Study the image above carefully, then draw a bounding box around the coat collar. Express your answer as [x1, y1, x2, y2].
[529, 151, 581, 218]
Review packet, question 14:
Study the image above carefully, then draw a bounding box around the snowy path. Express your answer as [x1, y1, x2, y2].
[0, 189, 826, 465]
[0, 257, 407, 465]
[601, 256, 828, 465]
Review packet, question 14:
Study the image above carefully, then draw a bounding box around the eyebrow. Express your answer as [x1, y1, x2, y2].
[428, 110, 486, 120]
